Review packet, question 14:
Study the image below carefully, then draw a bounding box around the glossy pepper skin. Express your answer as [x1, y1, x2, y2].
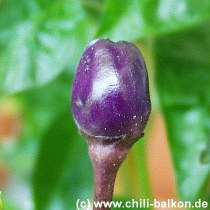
[72, 39, 151, 141]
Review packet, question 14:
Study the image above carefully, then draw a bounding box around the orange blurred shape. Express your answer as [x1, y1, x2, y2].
[148, 113, 184, 210]
[0, 113, 21, 140]
[0, 97, 22, 142]
[0, 164, 9, 189]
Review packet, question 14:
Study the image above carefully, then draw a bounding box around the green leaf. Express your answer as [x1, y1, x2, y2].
[33, 108, 94, 210]
[0, 192, 3, 210]
[18, 70, 73, 139]
[0, 0, 96, 95]
[33, 109, 78, 210]
[97, 0, 210, 41]
[0, 70, 73, 185]
[54, 135, 93, 210]
[201, 139, 210, 164]
[156, 23, 210, 201]
[29, 71, 75, 210]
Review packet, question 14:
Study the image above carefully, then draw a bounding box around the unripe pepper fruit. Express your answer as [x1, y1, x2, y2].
[72, 39, 151, 141]
[71, 39, 151, 210]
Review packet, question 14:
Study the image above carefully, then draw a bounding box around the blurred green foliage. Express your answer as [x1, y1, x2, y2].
[0, 0, 210, 210]
[156, 23, 210, 201]
[0, 192, 3, 210]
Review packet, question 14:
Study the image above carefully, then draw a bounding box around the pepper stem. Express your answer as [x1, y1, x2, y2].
[88, 138, 137, 210]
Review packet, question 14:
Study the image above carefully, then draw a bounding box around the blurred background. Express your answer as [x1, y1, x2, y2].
[0, 0, 210, 209]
